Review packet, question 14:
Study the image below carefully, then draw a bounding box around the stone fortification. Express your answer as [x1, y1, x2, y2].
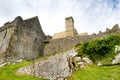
[77, 32, 88, 36]
[0, 16, 120, 65]
[53, 16, 78, 39]
[0, 16, 45, 64]
[65, 16, 78, 36]
[44, 24, 120, 56]
[0, 16, 120, 79]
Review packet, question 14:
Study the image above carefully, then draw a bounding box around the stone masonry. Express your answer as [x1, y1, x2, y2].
[65, 16, 78, 36]
[0, 16, 46, 64]
[44, 24, 120, 56]
[53, 16, 78, 39]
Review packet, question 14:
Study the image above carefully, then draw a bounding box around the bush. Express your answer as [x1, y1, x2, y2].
[78, 34, 120, 64]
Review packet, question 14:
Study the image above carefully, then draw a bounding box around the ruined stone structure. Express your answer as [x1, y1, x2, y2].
[44, 24, 120, 56]
[0, 16, 120, 64]
[17, 23, 120, 80]
[0, 16, 120, 80]
[0, 16, 46, 64]
[53, 16, 78, 39]
[65, 16, 78, 36]
[77, 32, 88, 36]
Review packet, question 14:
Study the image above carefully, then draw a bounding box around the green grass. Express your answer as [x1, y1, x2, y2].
[68, 64, 120, 80]
[0, 61, 48, 80]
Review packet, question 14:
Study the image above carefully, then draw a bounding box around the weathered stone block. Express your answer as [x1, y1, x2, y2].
[0, 16, 45, 64]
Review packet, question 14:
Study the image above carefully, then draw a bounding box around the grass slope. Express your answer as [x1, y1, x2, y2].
[0, 61, 48, 80]
[68, 65, 120, 80]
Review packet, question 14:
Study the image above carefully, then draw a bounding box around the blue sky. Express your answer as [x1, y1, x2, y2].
[0, 0, 120, 35]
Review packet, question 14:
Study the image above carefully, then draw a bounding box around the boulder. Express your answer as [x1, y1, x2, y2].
[112, 46, 120, 64]
[18, 48, 92, 80]
[18, 49, 77, 80]
[112, 53, 120, 64]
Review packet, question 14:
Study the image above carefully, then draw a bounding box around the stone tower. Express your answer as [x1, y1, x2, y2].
[65, 16, 78, 36]
[52, 16, 78, 39]
[65, 16, 74, 31]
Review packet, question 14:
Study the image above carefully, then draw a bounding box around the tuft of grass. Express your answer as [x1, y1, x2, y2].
[68, 64, 120, 80]
[0, 61, 48, 80]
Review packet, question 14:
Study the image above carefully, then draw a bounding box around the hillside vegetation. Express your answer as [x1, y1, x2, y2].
[78, 34, 120, 64]
[1, 34, 120, 80]
[0, 61, 48, 80]
[68, 35, 120, 80]
[68, 34, 120, 80]
[68, 64, 120, 80]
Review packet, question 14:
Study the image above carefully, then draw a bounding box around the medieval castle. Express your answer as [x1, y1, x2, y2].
[0, 16, 119, 65]
[53, 16, 87, 39]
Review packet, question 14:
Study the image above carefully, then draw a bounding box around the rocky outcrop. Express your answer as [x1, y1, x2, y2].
[112, 53, 120, 64]
[18, 48, 92, 80]
[112, 46, 120, 64]
[0, 16, 46, 64]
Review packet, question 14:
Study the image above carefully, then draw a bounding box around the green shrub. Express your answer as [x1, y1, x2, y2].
[78, 34, 120, 64]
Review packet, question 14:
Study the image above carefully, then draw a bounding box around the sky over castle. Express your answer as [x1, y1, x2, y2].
[0, 0, 120, 35]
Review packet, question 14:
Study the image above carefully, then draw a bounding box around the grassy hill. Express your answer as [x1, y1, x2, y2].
[1, 34, 120, 80]
[68, 64, 120, 80]
[68, 34, 120, 80]
[0, 61, 48, 80]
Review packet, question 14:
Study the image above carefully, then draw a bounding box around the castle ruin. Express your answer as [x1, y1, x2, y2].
[0, 16, 46, 64]
[0, 16, 119, 65]
[53, 16, 78, 39]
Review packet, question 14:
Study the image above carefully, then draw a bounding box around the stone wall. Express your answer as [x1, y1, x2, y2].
[0, 16, 46, 64]
[77, 32, 88, 36]
[52, 31, 66, 39]
[52, 29, 78, 39]
[52, 16, 78, 39]
[44, 35, 97, 55]
[66, 29, 78, 37]
[0, 15, 120, 66]
[44, 24, 120, 56]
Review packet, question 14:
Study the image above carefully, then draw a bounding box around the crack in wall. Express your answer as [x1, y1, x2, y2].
[0, 30, 7, 50]
[3, 30, 7, 39]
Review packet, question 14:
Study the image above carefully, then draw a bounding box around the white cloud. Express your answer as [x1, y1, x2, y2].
[0, 0, 120, 35]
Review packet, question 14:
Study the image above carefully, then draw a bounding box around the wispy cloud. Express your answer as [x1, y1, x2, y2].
[0, 0, 120, 35]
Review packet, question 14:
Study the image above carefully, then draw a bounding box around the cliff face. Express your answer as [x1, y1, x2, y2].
[0, 16, 45, 64]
